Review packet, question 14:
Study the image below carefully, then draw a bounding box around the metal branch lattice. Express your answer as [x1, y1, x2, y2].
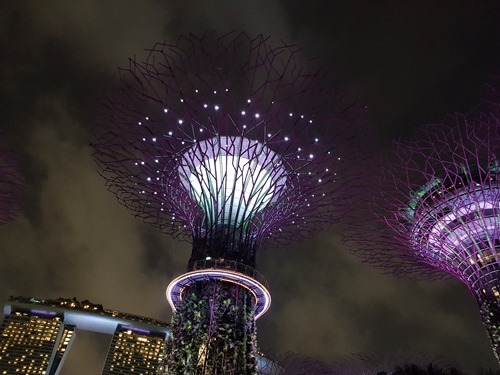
[0, 135, 22, 224]
[95, 31, 369, 375]
[93, 31, 366, 255]
[347, 114, 500, 289]
[343, 112, 500, 363]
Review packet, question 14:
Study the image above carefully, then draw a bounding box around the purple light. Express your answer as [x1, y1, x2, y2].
[93, 31, 368, 373]
[93, 32, 366, 262]
[345, 112, 500, 363]
[350, 116, 500, 292]
[121, 325, 151, 335]
[166, 263, 271, 319]
[31, 309, 57, 317]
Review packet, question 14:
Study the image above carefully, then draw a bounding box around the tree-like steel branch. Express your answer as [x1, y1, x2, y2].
[344, 110, 500, 363]
[93, 31, 368, 260]
[95, 31, 370, 375]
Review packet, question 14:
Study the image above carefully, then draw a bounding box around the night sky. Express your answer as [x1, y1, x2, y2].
[1, 1, 499, 373]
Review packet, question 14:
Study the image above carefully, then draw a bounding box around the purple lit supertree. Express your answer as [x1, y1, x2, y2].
[0, 134, 22, 224]
[344, 111, 500, 364]
[93, 31, 366, 374]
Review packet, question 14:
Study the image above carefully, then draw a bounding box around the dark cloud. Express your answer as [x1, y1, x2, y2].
[258, 234, 495, 370]
[0, 0, 498, 373]
[281, 0, 500, 142]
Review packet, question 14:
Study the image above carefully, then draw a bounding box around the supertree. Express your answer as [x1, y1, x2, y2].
[343, 110, 500, 364]
[93, 31, 366, 374]
[332, 353, 458, 375]
[0, 133, 22, 224]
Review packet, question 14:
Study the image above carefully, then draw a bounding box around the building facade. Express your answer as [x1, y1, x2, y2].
[0, 297, 169, 375]
[0, 309, 75, 375]
[102, 324, 167, 374]
[0, 296, 280, 374]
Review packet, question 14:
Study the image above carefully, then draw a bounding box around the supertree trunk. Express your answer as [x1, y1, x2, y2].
[478, 296, 500, 364]
[166, 280, 257, 375]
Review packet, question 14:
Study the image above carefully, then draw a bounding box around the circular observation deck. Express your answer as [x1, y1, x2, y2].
[166, 259, 271, 319]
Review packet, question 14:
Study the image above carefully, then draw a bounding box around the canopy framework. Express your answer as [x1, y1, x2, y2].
[344, 112, 500, 364]
[94, 31, 365, 258]
[94, 31, 367, 375]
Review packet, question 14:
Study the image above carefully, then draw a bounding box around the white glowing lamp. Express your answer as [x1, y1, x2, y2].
[179, 136, 287, 225]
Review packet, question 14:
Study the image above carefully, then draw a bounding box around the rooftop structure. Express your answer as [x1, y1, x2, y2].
[0, 297, 286, 374]
[344, 112, 500, 364]
[93, 31, 366, 374]
[5, 296, 170, 335]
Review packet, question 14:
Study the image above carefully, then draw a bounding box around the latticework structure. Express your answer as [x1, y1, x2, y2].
[94, 31, 366, 374]
[344, 112, 500, 364]
[333, 353, 458, 375]
[0, 134, 22, 224]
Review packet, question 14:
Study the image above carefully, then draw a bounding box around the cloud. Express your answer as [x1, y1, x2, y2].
[257, 233, 497, 370]
[0, 1, 498, 373]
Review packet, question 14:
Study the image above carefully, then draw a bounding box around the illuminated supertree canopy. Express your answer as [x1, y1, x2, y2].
[0, 134, 22, 224]
[93, 31, 366, 374]
[344, 112, 500, 364]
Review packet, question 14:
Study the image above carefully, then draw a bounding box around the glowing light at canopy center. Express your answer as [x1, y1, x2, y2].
[179, 136, 287, 226]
